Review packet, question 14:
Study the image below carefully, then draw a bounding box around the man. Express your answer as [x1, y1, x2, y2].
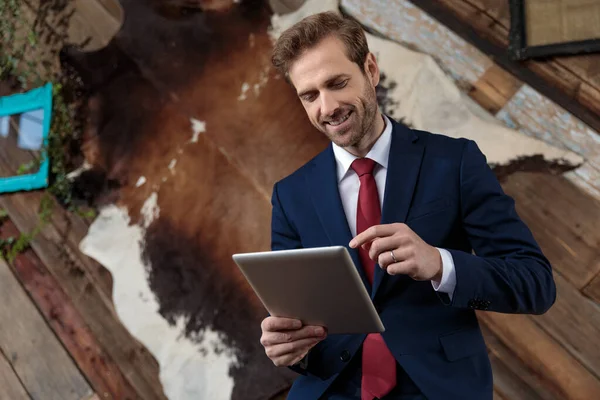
[260, 11, 556, 400]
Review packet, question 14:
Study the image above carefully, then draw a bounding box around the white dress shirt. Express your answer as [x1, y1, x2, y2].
[332, 115, 456, 299]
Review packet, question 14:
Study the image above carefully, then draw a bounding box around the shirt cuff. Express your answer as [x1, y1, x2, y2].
[431, 248, 456, 300]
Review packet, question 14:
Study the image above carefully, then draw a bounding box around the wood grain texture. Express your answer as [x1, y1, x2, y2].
[0, 258, 92, 400]
[0, 348, 30, 400]
[483, 322, 563, 399]
[478, 311, 600, 399]
[582, 266, 600, 303]
[533, 272, 600, 381]
[469, 64, 523, 114]
[0, 190, 167, 400]
[502, 172, 600, 288]
[0, 220, 139, 400]
[493, 389, 507, 400]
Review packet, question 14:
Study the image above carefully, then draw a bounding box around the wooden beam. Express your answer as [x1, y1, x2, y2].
[0, 258, 93, 400]
[468, 64, 523, 114]
[0, 220, 139, 400]
[406, 0, 600, 135]
[0, 348, 30, 400]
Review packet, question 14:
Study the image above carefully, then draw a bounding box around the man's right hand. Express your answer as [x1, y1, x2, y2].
[260, 316, 327, 367]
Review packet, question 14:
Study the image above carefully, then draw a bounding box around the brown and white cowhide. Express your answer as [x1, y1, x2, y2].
[71, 0, 586, 399]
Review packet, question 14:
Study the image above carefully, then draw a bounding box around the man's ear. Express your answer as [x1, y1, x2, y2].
[363, 52, 380, 87]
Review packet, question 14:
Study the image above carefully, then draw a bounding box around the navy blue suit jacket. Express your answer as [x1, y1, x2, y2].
[270, 118, 556, 400]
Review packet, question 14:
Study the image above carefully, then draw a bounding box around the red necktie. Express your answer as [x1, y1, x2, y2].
[351, 158, 396, 400]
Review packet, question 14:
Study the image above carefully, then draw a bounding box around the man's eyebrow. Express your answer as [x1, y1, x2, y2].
[297, 74, 350, 97]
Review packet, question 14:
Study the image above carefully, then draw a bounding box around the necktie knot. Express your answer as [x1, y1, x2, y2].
[351, 157, 377, 177]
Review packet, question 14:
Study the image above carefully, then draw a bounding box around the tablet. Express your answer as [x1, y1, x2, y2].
[232, 246, 384, 334]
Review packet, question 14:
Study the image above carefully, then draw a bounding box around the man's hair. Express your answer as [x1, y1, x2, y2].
[271, 11, 369, 81]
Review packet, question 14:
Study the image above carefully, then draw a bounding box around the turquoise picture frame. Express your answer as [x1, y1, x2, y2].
[0, 83, 52, 193]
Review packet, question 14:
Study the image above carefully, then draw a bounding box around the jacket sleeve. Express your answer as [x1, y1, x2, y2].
[271, 181, 302, 251]
[447, 140, 556, 314]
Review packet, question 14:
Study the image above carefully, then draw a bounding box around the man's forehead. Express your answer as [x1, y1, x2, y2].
[290, 42, 355, 91]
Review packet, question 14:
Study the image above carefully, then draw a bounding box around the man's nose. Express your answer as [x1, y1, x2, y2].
[320, 92, 340, 118]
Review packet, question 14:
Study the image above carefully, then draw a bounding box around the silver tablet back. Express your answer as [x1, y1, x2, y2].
[232, 246, 384, 334]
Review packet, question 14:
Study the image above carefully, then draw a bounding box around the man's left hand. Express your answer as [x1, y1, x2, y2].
[349, 223, 442, 282]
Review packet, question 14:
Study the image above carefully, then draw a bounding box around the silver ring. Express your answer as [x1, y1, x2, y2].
[390, 250, 398, 263]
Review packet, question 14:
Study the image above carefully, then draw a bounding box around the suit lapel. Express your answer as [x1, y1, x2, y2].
[372, 121, 425, 297]
[307, 146, 372, 291]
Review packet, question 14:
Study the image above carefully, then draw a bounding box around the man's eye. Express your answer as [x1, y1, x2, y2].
[333, 80, 348, 88]
[302, 94, 316, 102]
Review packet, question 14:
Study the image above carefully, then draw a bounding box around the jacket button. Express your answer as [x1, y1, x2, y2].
[340, 350, 351, 362]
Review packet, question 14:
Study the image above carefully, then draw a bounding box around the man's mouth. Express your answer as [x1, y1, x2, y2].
[325, 110, 353, 126]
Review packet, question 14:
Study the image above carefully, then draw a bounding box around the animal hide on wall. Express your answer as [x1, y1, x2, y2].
[71, 0, 586, 399]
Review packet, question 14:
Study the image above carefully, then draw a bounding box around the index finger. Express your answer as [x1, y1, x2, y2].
[261, 316, 302, 332]
[349, 224, 395, 248]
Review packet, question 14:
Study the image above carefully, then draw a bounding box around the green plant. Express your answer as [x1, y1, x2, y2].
[0, 0, 90, 261]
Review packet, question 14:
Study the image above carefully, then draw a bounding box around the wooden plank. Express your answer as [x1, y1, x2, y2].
[478, 311, 600, 399]
[0, 348, 30, 400]
[501, 172, 600, 288]
[493, 388, 507, 400]
[469, 64, 523, 114]
[405, 0, 600, 134]
[489, 353, 546, 400]
[0, 220, 139, 400]
[481, 323, 564, 399]
[68, 0, 123, 51]
[533, 271, 600, 379]
[0, 143, 112, 297]
[582, 266, 600, 303]
[496, 84, 600, 200]
[0, 258, 92, 400]
[0, 190, 167, 400]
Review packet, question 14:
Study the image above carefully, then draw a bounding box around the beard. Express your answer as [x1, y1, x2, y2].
[314, 83, 379, 149]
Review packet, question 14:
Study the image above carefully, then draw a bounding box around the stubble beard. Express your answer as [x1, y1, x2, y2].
[320, 84, 379, 150]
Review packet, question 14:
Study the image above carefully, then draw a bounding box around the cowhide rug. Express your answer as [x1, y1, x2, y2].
[70, 0, 585, 399]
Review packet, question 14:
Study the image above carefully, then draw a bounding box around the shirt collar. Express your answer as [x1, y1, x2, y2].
[332, 114, 393, 182]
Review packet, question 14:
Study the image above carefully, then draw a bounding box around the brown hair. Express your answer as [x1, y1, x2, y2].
[271, 11, 369, 81]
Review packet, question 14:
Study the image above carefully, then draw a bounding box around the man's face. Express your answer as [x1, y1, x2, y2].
[288, 35, 380, 151]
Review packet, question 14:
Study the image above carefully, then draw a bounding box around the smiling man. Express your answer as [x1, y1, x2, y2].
[259, 11, 556, 400]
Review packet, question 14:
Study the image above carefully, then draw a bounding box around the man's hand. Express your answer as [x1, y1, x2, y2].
[349, 223, 442, 281]
[260, 316, 327, 367]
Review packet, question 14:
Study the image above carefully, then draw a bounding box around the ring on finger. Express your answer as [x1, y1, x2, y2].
[390, 250, 398, 263]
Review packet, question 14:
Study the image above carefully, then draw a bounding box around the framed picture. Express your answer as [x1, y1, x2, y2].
[509, 0, 600, 60]
[0, 83, 52, 193]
